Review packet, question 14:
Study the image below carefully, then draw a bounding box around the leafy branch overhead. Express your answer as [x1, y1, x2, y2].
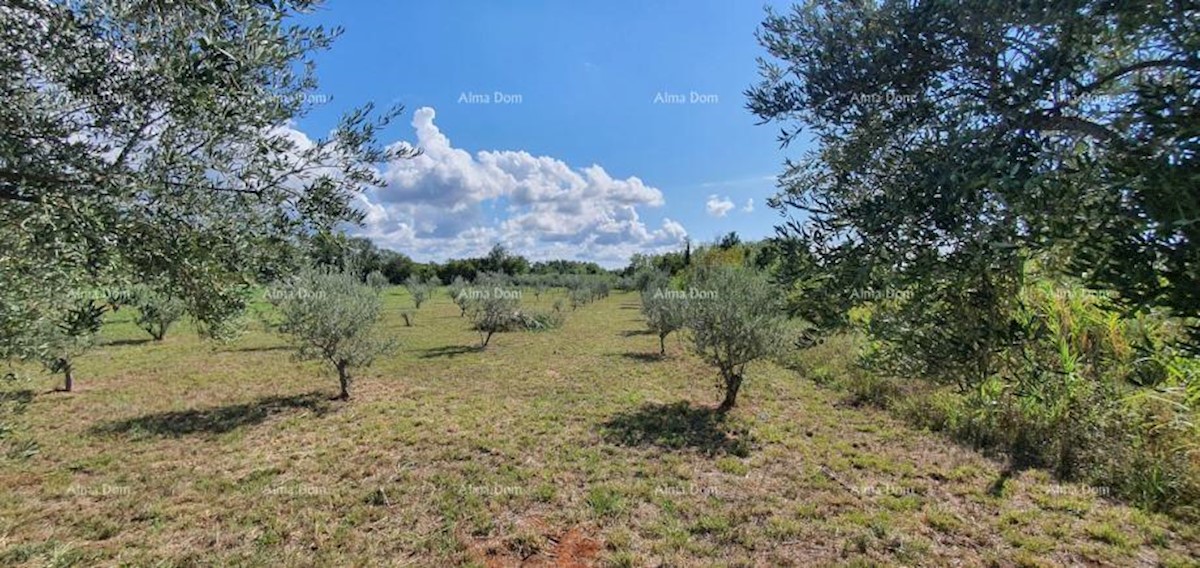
[0, 0, 417, 368]
[748, 0, 1199, 343]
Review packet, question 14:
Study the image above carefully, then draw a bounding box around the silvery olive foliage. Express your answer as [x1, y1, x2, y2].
[268, 266, 395, 400]
[0, 0, 417, 376]
[685, 267, 789, 412]
[131, 285, 186, 341]
[471, 289, 521, 349]
[365, 271, 389, 291]
[404, 276, 431, 309]
[640, 287, 686, 355]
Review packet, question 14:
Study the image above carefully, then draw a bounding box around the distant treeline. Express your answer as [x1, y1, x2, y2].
[306, 231, 762, 286]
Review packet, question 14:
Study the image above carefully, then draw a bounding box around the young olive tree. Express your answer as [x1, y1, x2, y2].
[269, 267, 395, 400]
[404, 276, 431, 309]
[472, 291, 521, 349]
[132, 286, 186, 341]
[686, 267, 789, 412]
[34, 302, 106, 392]
[641, 288, 687, 355]
[448, 276, 471, 317]
[365, 271, 389, 291]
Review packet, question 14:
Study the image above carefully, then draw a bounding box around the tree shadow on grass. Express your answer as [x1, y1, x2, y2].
[102, 338, 153, 347]
[222, 345, 292, 353]
[601, 401, 753, 457]
[619, 329, 654, 337]
[90, 392, 333, 438]
[416, 344, 483, 359]
[619, 351, 664, 363]
[0, 389, 35, 410]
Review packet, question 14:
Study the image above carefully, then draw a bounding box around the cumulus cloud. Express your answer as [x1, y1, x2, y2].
[743, 198, 754, 213]
[352, 107, 686, 266]
[705, 194, 735, 217]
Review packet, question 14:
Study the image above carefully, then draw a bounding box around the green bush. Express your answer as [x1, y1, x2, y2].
[31, 302, 105, 392]
[448, 276, 470, 316]
[518, 310, 565, 332]
[798, 276, 1200, 518]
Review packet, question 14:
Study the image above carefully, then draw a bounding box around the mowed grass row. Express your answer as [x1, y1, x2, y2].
[1, 289, 1198, 566]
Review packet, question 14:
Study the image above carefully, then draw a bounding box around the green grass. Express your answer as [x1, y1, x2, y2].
[0, 288, 1197, 565]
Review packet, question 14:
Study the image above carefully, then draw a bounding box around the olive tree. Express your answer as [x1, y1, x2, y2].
[404, 276, 430, 309]
[269, 267, 395, 400]
[365, 271, 389, 291]
[472, 291, 521, 349]
[34, 302, 106, 392]
[748, 1, 1200, 351]
[132, 286, 186, 341]
[0, 0, 416, 367]
[685, 267, 789, 412]
[640, 288, 686, 355]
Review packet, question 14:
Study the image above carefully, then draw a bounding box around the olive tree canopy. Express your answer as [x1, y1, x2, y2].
[0, 0, 417, 360]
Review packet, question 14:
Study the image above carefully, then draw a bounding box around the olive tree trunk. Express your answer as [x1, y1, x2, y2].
[717, 372, 743, 413]
[62, 360, 74, 392]
[336, 361, 350, 400]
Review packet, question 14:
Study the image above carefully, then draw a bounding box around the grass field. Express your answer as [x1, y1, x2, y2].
[1, 288, 1198, 566]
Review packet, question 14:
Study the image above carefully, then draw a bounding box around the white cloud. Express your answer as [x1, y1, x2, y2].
[743, 198, 754, 213]
[352, 107, 687, 266]
[705, 194, 735, 217]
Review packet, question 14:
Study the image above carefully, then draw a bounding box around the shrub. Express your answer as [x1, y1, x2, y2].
[854, 276, 1199, 517]
[685, 267, 789, 412]
[131, 286, 186, 341]
[268, 266, 395, 400]
[568, 287, 590, 310]
[519, 310, 565, 332]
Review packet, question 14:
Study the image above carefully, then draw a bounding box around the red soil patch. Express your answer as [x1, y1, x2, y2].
[470, 522, 602, 567]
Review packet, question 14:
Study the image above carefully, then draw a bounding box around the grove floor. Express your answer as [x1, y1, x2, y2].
[1, 290, 1197, 566]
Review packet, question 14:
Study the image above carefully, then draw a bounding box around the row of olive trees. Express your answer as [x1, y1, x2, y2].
[11, 284, 191, 392]
[640, 266, 789, 412]
[1, 0, 413, 394]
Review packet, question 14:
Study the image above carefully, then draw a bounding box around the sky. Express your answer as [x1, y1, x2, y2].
[293, 0, 803, 268]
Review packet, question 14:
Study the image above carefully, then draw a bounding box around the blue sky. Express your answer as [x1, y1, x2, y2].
[293, 0, 802, 267]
